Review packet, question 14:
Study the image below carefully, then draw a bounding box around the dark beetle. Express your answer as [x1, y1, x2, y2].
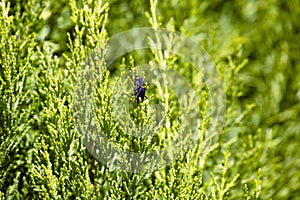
[134, 76, 146, 103]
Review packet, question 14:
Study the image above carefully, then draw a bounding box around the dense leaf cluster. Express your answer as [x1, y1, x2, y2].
[1, 0, 299, 199]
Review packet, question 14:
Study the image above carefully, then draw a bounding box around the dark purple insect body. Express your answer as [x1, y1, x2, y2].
[135, 76, 146, 103]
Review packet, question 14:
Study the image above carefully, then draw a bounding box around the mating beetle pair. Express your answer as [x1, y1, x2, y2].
[134, 76, 147, 103]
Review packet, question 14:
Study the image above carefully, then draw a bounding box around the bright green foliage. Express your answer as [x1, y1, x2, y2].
[1, 0, 299, 199]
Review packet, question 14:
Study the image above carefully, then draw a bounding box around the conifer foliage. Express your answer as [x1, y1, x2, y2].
[1, 0, 299, 199]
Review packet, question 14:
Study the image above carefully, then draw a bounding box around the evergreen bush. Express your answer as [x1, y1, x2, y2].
[1, 0, 299, 199]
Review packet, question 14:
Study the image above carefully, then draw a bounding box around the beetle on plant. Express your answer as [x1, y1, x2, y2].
[134, 75, 147, 103]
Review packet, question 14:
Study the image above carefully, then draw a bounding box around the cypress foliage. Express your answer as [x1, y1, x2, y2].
[1, 0, 299, 199]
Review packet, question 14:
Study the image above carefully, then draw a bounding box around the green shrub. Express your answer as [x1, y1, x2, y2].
[1, 0, 299, 199]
